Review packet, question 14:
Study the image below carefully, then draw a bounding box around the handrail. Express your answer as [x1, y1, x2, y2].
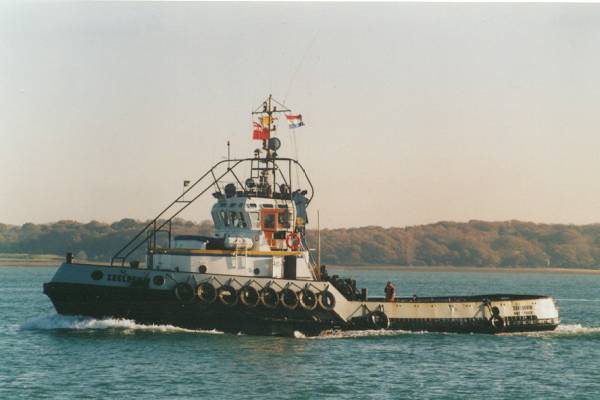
[292, 159, 314, 205]
[111, 158, 244, 266]
[111, 156, 313, 266]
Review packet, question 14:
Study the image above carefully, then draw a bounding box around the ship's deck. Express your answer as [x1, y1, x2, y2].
[368, 293, 551, 303]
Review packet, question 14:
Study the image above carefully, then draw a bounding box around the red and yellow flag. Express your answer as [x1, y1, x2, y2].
[252, 122, 269, 140]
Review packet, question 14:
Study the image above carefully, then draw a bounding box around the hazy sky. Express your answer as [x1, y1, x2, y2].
[2, 3, 600, 229]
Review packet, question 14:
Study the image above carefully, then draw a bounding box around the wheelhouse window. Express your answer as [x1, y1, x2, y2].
[278, 211, 290, 228]
[263, 213, 276, 229]
[212, 211, 223, 228]
[219, 210, 230, 227]
[261, 208, 291, 230]
[230, 212, 247, 228]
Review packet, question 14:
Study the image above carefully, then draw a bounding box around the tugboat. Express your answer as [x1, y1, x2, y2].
[44, 96, 560, 336]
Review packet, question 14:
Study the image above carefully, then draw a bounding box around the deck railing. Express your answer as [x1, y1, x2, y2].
[111, 157, 313, 266]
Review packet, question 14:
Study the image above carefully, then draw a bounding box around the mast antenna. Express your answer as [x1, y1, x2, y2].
[317, 210, 321, 279]
[227, 140, 230, 168]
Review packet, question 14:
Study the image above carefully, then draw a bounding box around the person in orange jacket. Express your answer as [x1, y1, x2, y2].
[384, 281, 396, 302]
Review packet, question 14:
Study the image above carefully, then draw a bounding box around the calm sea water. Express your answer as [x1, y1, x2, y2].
[1, 266, 599, 399]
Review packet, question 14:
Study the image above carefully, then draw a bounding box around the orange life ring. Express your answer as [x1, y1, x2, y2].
[286, 232, 301, 251]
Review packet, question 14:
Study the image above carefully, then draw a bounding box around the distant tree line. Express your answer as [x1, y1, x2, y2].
[0, 219, 213, 262]
[2, 219, 600, 268]
[308, 220, 600, 268]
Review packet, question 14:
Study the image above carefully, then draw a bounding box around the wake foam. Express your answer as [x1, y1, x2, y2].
[21, 314, 223, 335]
[557, 298, 600, 302]
[500, 324, 600, 337]
[303, 324, 600, 339]
[295, 329, 430, 340]
[551, 324, 600, 335]
[21, 316, 599, 339]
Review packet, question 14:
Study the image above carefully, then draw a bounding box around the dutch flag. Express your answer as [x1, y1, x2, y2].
[286, 114, 305, 129]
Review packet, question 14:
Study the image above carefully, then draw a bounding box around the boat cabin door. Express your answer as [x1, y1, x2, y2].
[261, 208, 291, 249]
[261, 209, 277, 248]
[283, 255, 296, 279]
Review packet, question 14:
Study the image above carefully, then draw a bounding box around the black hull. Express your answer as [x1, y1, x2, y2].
[43, 282, 559, 337]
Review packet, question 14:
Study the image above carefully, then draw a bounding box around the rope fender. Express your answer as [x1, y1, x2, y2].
[489, 306, 505, 331]
[196, 281, 217, 304]
[368, 310, 390, 330]
[174, 282, 195, 303]
[298, 288, 318, 311]
[280, 288, 299, 309]
[260, 287, 279, 309]
[218, 284, 239, 307]
[240, 285, 260, 307]
[318, 290, 336, 311]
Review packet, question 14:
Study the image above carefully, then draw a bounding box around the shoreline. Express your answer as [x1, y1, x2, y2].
[1, 260, 600, 274]
[329, 265, 600, 275]
[0, 260, 62, 267]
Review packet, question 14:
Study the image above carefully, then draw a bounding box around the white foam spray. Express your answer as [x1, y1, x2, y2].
[300, 324, 600, 340]
[21, 315, 599, 339]
[20, 314, 223, 335]
[499, 324, 600, 337]
[294, 329, 431, 340]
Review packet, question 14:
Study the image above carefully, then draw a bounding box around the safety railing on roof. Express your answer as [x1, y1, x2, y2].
[110, 157, 313, 266]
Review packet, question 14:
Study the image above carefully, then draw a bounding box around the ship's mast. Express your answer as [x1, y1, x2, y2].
[252, 94, 291, 157]
[252, 94, 291, 196]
